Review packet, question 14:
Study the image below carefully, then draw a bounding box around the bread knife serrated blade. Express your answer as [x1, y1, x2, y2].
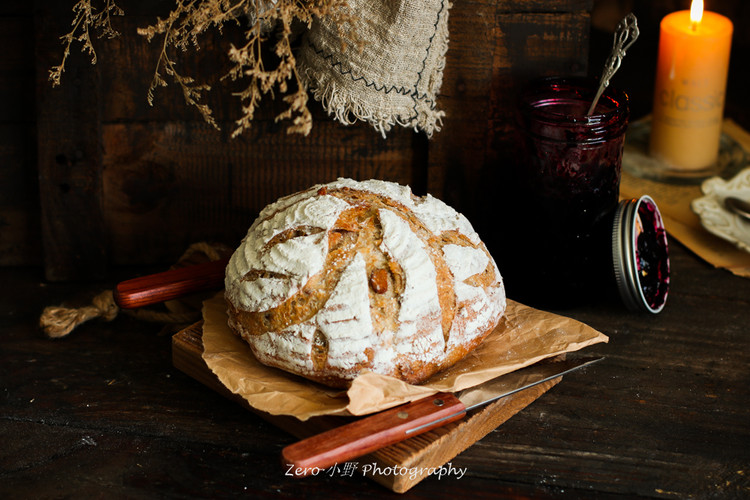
[282, 356, 604, 476]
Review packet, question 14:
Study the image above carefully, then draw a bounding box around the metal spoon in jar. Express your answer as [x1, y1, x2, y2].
[724, 196, 750, 222]
[587, 13, 640, 116]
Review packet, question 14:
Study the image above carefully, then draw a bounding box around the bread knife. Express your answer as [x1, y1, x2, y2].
[114, 258, 229, 309]
[282, 356, 603, 477]
[114, 265, 603, 476]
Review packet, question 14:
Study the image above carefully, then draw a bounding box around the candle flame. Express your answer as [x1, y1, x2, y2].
[690, 0, 704, 24]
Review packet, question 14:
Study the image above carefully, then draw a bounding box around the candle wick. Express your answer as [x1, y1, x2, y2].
[691, 21, 698, 32]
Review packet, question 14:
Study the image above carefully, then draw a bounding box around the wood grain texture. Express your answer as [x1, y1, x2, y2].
[0, 13, 41, 265]
[2, 242, 749, 497]
[428, 5, 592, 238]
[100, 119, 420, 265]
[0, 123, 40, 266]
[27, 0, 596, 272]
[18, 0, 750, 276]
[281, 393, 467, 476]
[171, 322, 559, 493]
[34, 3, 107, 280]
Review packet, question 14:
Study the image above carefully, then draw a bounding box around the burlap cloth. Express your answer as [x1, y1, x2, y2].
[297, 0, 451, 137]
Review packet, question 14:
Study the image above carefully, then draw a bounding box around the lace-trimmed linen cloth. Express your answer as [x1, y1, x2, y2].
[297, 0, 452, 138]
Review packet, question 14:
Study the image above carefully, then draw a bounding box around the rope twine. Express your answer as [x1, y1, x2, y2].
[39, 242, 231, 339]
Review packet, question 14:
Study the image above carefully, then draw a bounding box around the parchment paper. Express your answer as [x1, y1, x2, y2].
[621, 118, 750, 278]
[201, 293, 608, 421]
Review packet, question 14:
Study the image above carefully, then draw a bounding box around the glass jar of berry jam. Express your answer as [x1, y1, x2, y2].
[498, 77, 631, 308]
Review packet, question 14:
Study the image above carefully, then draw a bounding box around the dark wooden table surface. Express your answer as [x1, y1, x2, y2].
[2, 239, 749, 499]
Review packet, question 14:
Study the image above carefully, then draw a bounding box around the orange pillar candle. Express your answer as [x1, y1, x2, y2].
[649, 0, 733, 171]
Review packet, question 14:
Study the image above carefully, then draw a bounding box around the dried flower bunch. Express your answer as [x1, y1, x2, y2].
[49, 0, 356, 136]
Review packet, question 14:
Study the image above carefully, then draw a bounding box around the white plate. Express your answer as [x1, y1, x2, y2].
[691, 167, 750, 253]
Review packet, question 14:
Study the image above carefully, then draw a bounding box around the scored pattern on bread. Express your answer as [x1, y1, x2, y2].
[225, 179, 506, 388]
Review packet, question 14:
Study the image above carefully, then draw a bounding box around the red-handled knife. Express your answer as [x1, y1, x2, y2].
[282, 356, 603, 476]
[114, 257, 229, 309]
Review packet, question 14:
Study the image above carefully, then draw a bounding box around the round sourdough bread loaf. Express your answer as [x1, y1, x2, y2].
[224, 178, 506, 388]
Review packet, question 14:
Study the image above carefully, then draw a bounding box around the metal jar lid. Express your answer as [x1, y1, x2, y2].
[611, 195, 670, 313]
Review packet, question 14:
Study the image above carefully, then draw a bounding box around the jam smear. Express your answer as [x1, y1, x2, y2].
[635, 199, 670, 310]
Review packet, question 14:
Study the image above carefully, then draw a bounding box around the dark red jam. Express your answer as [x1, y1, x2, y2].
[634, 198, 670, 311]
[494, 77, 629, 308]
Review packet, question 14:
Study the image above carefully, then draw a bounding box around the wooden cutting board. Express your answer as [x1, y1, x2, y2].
[172, 321, 560, 493]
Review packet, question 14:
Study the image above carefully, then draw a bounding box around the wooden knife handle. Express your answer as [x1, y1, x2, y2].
[282, 392, 466, 477]
[114, 257, 229, 309]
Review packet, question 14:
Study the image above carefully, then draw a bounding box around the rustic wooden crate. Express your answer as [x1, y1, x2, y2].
[25, 0, 592, 280]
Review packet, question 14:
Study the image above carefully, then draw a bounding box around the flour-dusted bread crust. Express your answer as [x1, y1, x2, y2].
[224, 178, 506, 388]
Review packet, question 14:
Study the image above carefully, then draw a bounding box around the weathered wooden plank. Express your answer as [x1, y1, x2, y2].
[101, 120, 419, 265]
[494, 0, 593, 11]
[30, 0, 592, 273]
[0, 18, 35, 122]
[429, 6, 591, 237]
[0, 124, 41, 266]
[0, 4, 32, 16]
[97, 15, 245, 125]
[2, 242, 749, 498]
[35, 2, 108, 280]
[0, 15, 41, 265]
[171, 321, 561, 493]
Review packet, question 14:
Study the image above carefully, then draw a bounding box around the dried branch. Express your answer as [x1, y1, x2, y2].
[49, 0, 123, 86]
[50, 0, 357, 136]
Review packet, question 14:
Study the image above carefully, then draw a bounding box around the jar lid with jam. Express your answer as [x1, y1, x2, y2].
[612, 195, 670, 313]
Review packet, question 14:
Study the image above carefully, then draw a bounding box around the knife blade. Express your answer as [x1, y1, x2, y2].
[282, 356, 603, 477]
